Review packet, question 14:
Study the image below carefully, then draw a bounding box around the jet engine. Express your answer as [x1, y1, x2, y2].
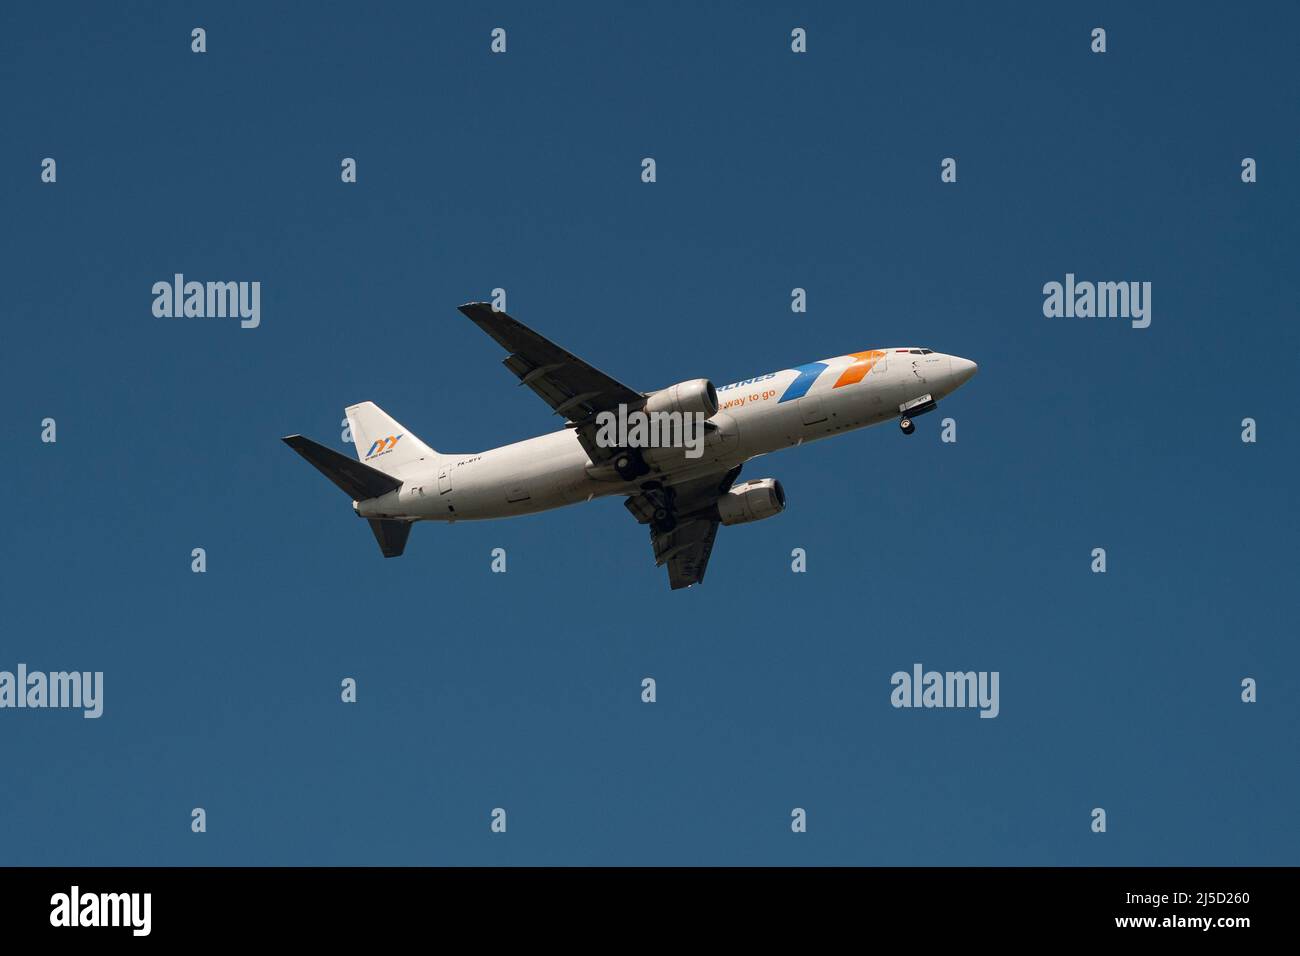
[643, 379, 719, 420]
[716, 478, 786, 526]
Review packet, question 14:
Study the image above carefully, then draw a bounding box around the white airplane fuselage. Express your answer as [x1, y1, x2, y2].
[356, 348, 977, 523]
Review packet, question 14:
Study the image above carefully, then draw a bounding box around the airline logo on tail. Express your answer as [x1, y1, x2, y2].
[365, 434, 403, 459]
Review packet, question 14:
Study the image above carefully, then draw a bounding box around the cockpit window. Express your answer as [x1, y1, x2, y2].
[909, 349, 923, 354]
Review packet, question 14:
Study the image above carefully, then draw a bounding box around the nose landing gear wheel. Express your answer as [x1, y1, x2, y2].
[900, 417, 915, 435]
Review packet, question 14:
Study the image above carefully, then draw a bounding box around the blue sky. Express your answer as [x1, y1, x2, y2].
[1, 1, 1296, 865]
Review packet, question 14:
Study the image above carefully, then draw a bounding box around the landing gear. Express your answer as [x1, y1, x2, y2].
[898, 394, 936, 436]
[650, 505, 677, 533]
[615, 450, 647, 481]
[642, 483, 677, 533]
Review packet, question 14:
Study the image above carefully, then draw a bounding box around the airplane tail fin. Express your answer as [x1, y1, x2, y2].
[345, 401, 438, 476]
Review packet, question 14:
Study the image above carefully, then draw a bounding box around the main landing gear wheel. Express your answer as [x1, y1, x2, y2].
[615, 449, 651, 481]
[651, 509, 676, 533]
[615, 453, 638, 481]
[900, 418, 915, 435]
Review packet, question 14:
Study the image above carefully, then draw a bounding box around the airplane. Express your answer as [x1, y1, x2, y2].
[283, 303, 978, 589]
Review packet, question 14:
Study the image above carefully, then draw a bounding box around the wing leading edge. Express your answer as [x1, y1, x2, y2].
[457, 303, 739, 589]
[457, 303, 643, 464]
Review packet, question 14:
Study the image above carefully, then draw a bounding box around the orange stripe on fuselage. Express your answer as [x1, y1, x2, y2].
[832, 350, 887, 388]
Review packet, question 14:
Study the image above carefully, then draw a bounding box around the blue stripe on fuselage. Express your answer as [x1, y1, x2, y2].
[777, 361, 829, 403]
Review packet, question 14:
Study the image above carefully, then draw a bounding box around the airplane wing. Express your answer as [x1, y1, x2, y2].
[625, 466, 743, 590]
[457, 303, 643, 463]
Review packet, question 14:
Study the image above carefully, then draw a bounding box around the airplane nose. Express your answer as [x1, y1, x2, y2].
[949, 356, 978, 386]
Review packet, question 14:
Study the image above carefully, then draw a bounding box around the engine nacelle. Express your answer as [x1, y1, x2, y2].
[716, 478, 786, 526]
[643, 378, 719, 420]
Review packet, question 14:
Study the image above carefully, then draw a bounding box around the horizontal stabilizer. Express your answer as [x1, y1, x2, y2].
[282, 435, 403, 501]
[368, 519, 412, 558]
